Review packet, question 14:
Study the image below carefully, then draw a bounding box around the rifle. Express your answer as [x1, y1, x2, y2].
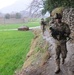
[50, 27, 59, 40]
[50, 27, 71, 41]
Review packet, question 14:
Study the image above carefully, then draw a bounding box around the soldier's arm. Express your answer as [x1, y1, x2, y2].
[65, 24, 71, 37]
[49, 19, 54, 27]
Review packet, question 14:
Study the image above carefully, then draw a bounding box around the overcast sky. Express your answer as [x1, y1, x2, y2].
[0, 0, 33, 13]
[0, 0, 18, 9]
[0, 0, 33, 9]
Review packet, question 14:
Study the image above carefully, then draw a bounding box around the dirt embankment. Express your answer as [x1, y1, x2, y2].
[15, 29, 50, 75]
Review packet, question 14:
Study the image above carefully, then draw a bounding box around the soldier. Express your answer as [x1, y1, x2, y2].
[40, 18, 47, 35]
[49, 13, 71, 74]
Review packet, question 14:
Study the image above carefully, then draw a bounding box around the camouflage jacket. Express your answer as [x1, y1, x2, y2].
[41, 21, 46, 26]
[49, 22, 71, 40]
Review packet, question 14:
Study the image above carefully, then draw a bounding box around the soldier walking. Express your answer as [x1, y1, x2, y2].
[40, 18, 47, 35]
[49, 13, 71, 74]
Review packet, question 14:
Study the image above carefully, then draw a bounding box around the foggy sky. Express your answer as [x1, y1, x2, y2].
[0, 0, 33, 13]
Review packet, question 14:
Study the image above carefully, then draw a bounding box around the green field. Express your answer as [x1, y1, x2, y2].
[0, 31, 34, 75]
[0, 22, 40, 30]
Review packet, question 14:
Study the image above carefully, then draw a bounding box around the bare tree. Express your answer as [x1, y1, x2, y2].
[26, 0, 43, 18]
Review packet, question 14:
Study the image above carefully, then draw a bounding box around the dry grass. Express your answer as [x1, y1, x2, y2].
[21, 29, 50, 70]
[26, 29, 41, 58]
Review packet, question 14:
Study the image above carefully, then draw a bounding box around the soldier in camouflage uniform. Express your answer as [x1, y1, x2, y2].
[49, 13, 71, 73]
[40, 18, 47, 35]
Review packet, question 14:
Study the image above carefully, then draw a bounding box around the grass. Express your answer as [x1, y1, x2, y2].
[0, 31, 34, 75]
[0, 22, 40, 30]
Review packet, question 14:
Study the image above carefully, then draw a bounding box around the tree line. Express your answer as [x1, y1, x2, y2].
[5, 13, 21, 19]
[42, 0, 74, 14]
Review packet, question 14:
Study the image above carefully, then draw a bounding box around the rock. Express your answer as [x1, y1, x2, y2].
[62, 8, 74, 33]
[18, 26, 29, 31]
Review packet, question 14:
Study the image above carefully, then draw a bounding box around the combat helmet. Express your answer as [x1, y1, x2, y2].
[41, 18, 44, 20]
[51, 7, 64, 19]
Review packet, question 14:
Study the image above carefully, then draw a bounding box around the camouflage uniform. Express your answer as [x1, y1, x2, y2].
[40, 18, 46, 34]
[50, 20, 71, 73]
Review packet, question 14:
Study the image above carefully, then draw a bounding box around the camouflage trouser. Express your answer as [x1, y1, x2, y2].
[41, 25, 46, 34]
[54, 40, 67, 68]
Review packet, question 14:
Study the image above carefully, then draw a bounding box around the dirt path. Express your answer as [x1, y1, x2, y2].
[0, 26, 40, 31]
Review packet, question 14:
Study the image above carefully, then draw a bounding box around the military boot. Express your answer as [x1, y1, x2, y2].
[55, 59, 60, 74]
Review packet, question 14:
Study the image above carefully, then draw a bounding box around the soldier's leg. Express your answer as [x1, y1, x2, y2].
[43, 26, 44, 34]
[41, 25, 44, 35]
[43, 25, 45, 34]
[55, 45, 61, 73]
[61, 42, 67, 64]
